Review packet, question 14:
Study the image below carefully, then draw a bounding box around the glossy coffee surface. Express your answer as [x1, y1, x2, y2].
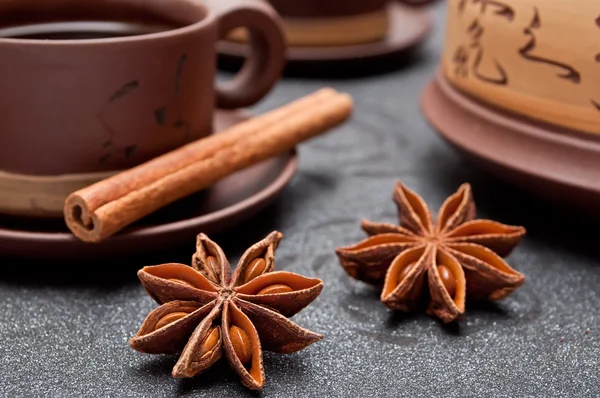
[0, 20, 175, 40]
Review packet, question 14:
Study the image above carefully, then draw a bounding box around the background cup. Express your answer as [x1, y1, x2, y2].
[266, 0, 438, 18]
[225, 0, 438, 48]
[0, 0, 286, 177]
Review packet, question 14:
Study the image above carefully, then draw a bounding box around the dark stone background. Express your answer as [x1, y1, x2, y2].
[1, 4, 598, 397]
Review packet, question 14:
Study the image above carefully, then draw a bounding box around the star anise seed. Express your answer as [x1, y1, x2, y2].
[336, 182, 526, 323]
[130, 231, 324, 390]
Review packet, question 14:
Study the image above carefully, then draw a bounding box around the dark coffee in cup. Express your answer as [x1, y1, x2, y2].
[0, 21, 176, 40]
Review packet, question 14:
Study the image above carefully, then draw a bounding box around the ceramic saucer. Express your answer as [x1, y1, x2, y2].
[0, 110, 298, 259]
[217, 3, 432, 72]
[421, 69, 600, 212]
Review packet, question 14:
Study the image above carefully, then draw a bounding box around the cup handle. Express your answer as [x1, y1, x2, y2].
[206, 0, 286, 109]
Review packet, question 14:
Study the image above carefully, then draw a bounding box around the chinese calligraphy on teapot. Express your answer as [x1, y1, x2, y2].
[442, 0, 600, 135]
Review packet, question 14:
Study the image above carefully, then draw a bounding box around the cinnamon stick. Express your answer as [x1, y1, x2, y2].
[74, 87, 339, 214]
[65, 90, 353, 243]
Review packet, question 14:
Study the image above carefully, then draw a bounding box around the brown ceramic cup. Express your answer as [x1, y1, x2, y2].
[0, 0, 286, 176]
[267, 0, 437, 18]
[226, 0, 438, 48]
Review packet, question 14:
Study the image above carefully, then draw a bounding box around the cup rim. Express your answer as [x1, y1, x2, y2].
[0, 0, 214, 46]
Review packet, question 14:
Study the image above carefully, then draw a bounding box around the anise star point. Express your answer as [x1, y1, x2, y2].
[336, 181, 526, 323]
[130, 231, 324, 390]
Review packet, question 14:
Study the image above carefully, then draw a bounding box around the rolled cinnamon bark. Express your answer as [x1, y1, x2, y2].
[65, 90, 353, 243]
[74, 87, 338, 215]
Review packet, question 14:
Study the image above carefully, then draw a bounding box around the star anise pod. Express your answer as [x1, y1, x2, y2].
[335, 182, 526, 323]
[129, 231, 324, 390]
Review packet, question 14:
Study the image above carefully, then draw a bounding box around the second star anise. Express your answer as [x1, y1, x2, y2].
[336, 182, 526, 323]
[129, 231, 323, 390]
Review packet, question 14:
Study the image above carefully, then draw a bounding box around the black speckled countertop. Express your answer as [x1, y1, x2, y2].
[1, 4, 599, 397]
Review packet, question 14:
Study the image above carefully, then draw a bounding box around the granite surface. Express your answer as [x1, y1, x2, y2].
[1, 4, 599, 397]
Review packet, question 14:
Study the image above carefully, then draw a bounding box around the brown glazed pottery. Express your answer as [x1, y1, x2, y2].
[0, 0, 285, 176]
[0, 111, 299, 260]
[421, 0, 600, 212]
